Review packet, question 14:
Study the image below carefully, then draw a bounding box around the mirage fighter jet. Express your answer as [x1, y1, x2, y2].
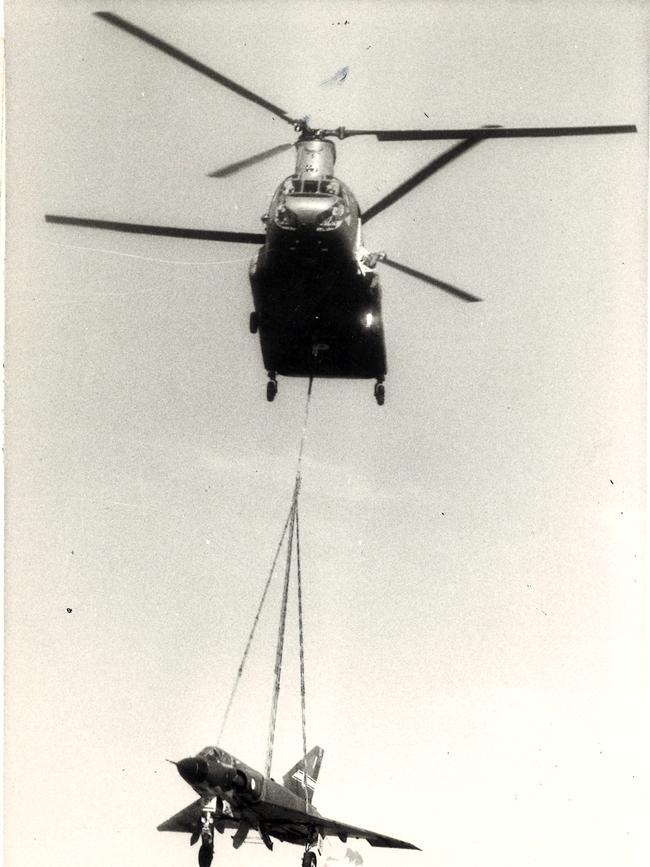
[159, 745, 419, 867]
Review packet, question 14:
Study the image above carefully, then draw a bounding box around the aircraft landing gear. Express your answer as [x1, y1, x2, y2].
[266, 372, 278, 402]
[302, 830, 323, 867]
[197, 797, 218, 867]
[198, 841, 214, 867]
[249, 311, 259, 334]
[374, 380, 385, 406]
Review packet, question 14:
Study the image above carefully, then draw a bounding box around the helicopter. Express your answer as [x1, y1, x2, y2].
[45, 12, 636, 405]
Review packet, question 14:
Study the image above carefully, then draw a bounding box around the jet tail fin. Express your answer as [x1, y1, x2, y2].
[282, 746, 324, 801]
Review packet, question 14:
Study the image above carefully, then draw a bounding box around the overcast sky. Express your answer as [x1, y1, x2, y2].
[4, 2, 648, 867]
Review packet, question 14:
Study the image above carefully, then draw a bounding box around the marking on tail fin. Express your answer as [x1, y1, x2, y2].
[283, 746, 324, 798]
[291, 769, 317, 791]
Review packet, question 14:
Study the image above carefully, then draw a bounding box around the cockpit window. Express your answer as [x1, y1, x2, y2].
[319, 179, 339, 195]
[281, 178, 299, 195]
[200, 746, 220, 759]
[200, 746, 233, 765]
[278, 177, 341, 198]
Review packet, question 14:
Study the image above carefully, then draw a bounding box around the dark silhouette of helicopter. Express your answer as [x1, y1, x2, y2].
[46, 12, 636, 404]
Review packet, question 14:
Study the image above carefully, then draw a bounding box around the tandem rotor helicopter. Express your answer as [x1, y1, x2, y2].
[46, 12, 636, 405]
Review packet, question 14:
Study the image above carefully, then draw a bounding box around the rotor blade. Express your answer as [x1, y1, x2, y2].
[45, 215, 265, 244]
[344, 124, 637, 141]
[362, 138, 482, 224]
[380, 256, 482, 302]
[208, 143, 294, 178]
[94, 12, 295, 126]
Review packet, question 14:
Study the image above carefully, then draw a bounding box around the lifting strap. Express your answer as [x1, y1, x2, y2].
[295, 504, 310, 810]
[265, 376, 314, 778]
[265, 479, 298, 776]
[217, 498, 294, 745]
[218, 379, 314, 779]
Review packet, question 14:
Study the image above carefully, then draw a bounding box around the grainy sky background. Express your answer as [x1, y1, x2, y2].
[4, 2, 648, 866]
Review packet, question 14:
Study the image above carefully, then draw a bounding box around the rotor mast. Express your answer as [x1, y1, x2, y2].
[292, 122, 338, 179]
[293, 139, 336, 179]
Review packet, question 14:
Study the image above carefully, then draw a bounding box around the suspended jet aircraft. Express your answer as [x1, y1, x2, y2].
[159, 745, 418, 867]
[45, 12, 636, 403]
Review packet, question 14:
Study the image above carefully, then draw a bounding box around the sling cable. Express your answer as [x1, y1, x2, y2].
[218, 378, 314, 812]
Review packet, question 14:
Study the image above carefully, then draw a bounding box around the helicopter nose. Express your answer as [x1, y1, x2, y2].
[176, 757, 209, 785]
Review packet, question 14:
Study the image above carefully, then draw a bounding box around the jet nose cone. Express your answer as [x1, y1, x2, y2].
[177, 757, 209, 785]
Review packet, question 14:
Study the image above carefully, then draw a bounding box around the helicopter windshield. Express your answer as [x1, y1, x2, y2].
[280, 178, 340, 196]
[272, 176, 348, 230]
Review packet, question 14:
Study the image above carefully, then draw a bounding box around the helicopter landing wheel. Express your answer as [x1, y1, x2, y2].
[266, 380, 278, 402]
[249, 312, 259, 334]
[374, 382, 385, 406]
[302, 851, 317, 867]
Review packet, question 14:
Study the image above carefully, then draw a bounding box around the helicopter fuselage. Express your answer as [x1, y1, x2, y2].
[248, 138, 387, 391]
[44, 12, 635, 406]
